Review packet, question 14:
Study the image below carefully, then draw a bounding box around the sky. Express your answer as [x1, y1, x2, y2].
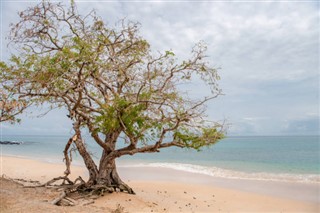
[0, 0, 319, 136]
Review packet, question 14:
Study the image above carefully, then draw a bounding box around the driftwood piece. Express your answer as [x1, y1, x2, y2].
[51, 191, 67, 205]
[64, 197, 78, 205]
[81, 200, 95, 206]
[60, 199, 74, 206]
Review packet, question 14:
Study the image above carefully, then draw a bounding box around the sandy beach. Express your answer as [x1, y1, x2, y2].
[0, 155, 319, 212]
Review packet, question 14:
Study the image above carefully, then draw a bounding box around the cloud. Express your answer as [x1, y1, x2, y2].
[282, 116, 319, 135]
[1, 1, 318, 136]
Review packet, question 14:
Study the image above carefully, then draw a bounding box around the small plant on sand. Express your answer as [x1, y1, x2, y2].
[112, 204, 126, 213]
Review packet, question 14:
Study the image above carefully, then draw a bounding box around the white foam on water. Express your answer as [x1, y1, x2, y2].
[121, 162, 320, 184]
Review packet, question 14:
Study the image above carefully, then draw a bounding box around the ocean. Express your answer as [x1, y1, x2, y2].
[1, 135, 319, 183]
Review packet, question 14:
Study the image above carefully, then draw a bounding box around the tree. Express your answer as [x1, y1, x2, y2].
[1, 1, 224, 196]
[0, 74, 28, 123]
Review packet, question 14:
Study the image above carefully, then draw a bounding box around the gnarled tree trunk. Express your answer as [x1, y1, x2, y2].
[71, 121, 99, 185]
[73, 135, 99, 185]
[67, 123, 134, 194]
[97, 150, 135, 194]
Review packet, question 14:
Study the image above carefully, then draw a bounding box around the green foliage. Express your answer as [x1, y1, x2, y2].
[174, 127, 224, 150]
[165, 50, 175, 57]
[95, 107, 120, 134]
[95, 97, 149, 137]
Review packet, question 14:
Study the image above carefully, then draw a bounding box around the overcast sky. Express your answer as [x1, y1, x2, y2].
[1, 0, 319, 136]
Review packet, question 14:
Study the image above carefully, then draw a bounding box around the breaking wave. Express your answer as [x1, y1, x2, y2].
[123, 162, 320, 183]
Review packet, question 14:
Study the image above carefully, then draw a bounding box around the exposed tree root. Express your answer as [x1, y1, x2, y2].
[3, 174, 135, 206]
[42, 176, 74, 186]
[1, 174, 40, 187]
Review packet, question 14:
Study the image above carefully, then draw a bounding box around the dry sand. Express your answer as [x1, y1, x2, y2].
[0, 156, 319, 212]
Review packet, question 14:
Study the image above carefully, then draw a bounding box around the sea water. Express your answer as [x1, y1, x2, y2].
[1, 135, 319, 183]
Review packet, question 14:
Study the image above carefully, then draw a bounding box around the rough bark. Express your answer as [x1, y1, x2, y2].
[63, 137, 73, 176]
[72, 122, 99, 185]
[97, 150, 135, 194]
[74, 138, 99, 185]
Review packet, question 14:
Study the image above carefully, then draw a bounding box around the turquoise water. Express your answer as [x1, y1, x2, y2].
[1, 135, 319, 182]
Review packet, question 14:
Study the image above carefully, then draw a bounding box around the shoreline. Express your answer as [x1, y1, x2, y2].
[0, 155, 319, 212]
[121, 162, 320, 184]
[2, 153, 319, 184]
[1, 154, 320, 202]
